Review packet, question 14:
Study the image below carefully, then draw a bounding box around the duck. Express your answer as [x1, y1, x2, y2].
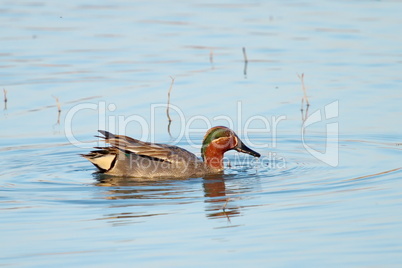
[82, 126, 260, 178]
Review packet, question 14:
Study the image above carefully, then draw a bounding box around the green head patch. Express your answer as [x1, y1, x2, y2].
[201, 126, 232, 160]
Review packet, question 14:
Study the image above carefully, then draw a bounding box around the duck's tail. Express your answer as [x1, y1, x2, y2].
[81, 130, 120, 172]
[81, 147, 118, 173]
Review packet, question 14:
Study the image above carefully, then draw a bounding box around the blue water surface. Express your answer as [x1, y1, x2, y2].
[1, 1, 402, 267]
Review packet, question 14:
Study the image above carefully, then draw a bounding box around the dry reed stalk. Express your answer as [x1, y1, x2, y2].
[53, 96, 61, 112]
[242, 47, 248, 63]
[166, 76, 175, 123]
[298, 73, 310, 106]
[209, 49, 214, 64]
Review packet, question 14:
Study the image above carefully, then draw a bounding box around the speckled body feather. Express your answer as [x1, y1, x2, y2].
[82, 130, 212, 178]
[82, 127, 260, 178]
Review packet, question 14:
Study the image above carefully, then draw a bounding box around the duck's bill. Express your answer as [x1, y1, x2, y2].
[235, 142, 261, 158]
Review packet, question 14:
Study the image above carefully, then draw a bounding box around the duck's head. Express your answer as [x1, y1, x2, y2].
[201, 126, 261, 170]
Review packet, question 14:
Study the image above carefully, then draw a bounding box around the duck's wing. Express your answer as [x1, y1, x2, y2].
[97, 130, 196, 164]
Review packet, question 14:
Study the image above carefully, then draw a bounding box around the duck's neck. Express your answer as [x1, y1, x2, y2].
[203, 145, 225, 171]
[202, 137, 234, 171]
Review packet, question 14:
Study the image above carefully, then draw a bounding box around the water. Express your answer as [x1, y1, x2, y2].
[1, 0, 402, 267]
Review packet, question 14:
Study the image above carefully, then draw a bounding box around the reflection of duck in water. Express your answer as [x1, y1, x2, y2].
[203, 174, 240, 220]
[82, 126, 260, 178]
[95, 173, 242, 221]
[95, 175, 188, 200]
